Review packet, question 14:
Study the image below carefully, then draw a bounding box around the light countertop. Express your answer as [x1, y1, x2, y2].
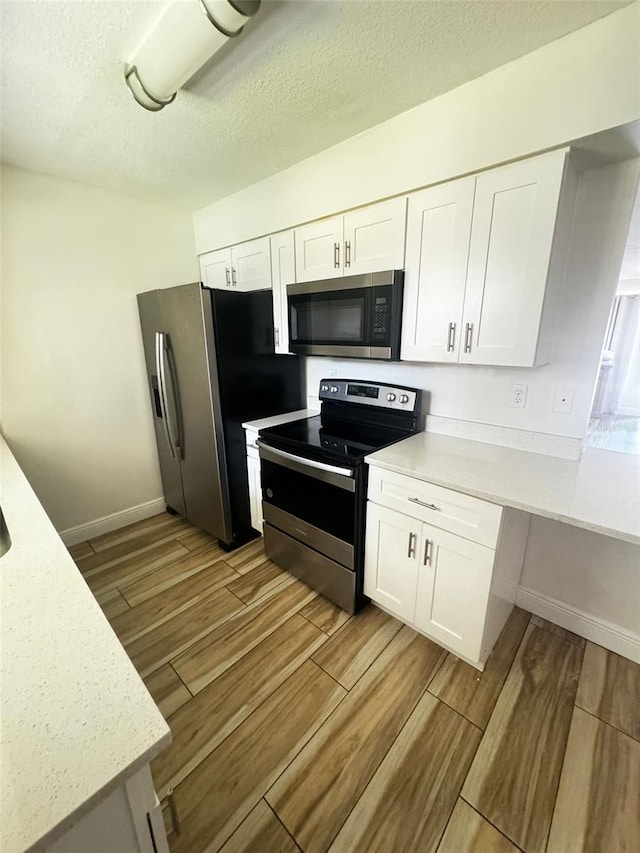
[0, 436, 170, 853]
[242, 408, 318, 431]
[366, 432, 640, 545]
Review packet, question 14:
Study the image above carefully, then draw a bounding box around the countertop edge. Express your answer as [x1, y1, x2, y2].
[365, 456, 640, 547]
[26, 729, 172, 853]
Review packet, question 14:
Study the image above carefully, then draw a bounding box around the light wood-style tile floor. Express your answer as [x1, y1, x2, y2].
[70, 512, 640, 853]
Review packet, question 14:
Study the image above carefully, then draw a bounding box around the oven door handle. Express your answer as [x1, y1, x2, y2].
[257, 441, 356, 493]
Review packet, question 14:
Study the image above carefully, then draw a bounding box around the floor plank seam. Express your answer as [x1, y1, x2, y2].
[424, 648, 448, 690]
[173, 659, 348, 839]
[169, 661, 194, 699]
[262, 659, 352, 800]
[529, 613, 586, 649]
[575, 704, 640, 742]
[263, 799, 304, 852]
[458, 795, 526, 852]
[310, 658, 351, 691]
[298, 612, 333, 639]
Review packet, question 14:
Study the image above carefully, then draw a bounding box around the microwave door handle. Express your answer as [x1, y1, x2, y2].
[155, 332, 176, 459]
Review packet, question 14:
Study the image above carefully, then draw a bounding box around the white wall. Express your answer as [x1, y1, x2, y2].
[0, 165, 198, 534]
[193, 2, 640, 252]
[519, 517, 640, 661]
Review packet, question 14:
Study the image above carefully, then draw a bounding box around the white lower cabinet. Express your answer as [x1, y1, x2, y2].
[365, 465, 530, 669]
[245, 427, 263, 533]
[247, 452, 263, 533]
[364, 503, 420, 623]
[414, 523, 494, 661]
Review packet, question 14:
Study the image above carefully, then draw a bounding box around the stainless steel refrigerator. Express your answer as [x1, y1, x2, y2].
[137, 282, 304, 550]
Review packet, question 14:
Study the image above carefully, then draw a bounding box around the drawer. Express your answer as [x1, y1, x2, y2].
[367, 466, 502, 548]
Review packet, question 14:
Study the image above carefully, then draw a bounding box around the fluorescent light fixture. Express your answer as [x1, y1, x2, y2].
[125, 0, 261, 111]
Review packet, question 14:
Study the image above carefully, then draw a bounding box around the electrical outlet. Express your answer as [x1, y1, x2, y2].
[510, 384, 528, 408]
[328, 367, 338, 378]
[553, 386, 575, 414]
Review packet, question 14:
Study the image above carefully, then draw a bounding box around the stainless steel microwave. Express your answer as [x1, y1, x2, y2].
[287, 269, 404, 360]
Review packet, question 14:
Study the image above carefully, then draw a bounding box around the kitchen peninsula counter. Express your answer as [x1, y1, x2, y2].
[366, 431, 640, 545]
[0, 436, 170, 852]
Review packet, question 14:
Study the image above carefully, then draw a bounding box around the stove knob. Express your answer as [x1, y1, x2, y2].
[330, 386, 339, 393]
[399, 394, 409, 404]
[386, 393, 396, 402]
[321, 384, 329, 392]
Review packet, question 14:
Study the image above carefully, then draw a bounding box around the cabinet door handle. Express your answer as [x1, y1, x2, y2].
[464, 322, 473, 353]
[225, 267, 231, 287]
[334, 242, 340, 268]
[345, 240, 351, 267]
[423, 538, 432, 566]
[447, 322, 456, 352]
[166, 787, 181, 834]
[407, 531, 416, 558]
[408, 497, 439, 511]
[232, 267, 238, 287]
[275, 327, 280, 347]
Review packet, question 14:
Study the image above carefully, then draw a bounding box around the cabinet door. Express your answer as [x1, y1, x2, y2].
[247, 453, 263, 533]
[343, 197, 407, 275]
[415, 524, 494, 662]
[401, 178, 475, 362]
[364, 503, 420, 622]
[200, 247, 232, 289]
[231, 237, 271, 292]
[460, 150, 568, 366]
[270, 230, 295, 354]
[294, 216, 344, 282]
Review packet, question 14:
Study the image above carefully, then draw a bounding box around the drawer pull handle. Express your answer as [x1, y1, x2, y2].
[408, 497, 440, 511]
[407, 531, 416, 558]
[423, 538, 432, 566]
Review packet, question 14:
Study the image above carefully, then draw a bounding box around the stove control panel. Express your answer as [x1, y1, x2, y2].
[319, 379, 420, 414]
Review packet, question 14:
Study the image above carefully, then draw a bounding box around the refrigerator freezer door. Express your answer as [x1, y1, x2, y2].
[137, 289, 186, 518]
[158, 283, 232, 543]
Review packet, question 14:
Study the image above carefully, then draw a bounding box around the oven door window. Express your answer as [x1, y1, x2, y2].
[261, 459, 355, 544]
[289, 289, 368, 346]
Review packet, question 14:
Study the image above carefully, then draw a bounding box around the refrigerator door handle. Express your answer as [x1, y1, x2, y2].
[164, 335, 183, 457]
[155, 332, 177, 459]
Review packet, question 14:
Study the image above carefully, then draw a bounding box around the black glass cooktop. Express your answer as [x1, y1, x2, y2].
[259, 414, 414, 466]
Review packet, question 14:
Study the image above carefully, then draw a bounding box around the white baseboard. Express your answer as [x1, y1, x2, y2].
[517, 586, 640, 663]
[59, 498, 167, 546]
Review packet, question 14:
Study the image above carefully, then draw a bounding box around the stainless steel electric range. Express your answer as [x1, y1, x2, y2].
[257, 379, 423, 613]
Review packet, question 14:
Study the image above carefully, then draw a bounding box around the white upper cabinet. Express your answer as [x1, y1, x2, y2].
[294, 216, 344, 282]
[401, 178, 475, 362]
[270, 230, 295, 354]
[200, 247, 232, 289]
[402, 148, 575, 367]
[343, 197, 407, 275]
[200, 238, 271, 291]
[294, 198, 407, 282]
[460, 151, 571, 366]
[231, 237, 271, 292]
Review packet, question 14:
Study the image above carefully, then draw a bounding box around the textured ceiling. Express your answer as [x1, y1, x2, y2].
[0, 0, 632, 210]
